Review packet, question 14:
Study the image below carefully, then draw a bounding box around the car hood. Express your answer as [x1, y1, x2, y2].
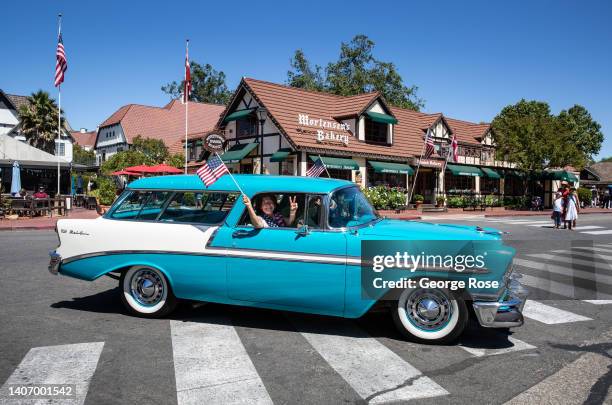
[359, 218, 502, 241]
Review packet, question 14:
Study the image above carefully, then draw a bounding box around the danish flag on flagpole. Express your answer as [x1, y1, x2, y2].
[450, 134, 458, 162]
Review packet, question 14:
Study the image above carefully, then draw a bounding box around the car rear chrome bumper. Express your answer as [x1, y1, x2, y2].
[48, 251, 61, 275]
[472, 273, 527, 328]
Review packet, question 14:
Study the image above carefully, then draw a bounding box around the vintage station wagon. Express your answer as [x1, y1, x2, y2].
[49, 175, 526, 343]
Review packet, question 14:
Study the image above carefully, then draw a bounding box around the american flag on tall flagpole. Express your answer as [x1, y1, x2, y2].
[54, 33, 67, 87]
[306, 157, 326, 177]
[450, 134, 458, 162]
[423, 130, 435, 159]
[196, 154, 229, 187]
[183, 43, 191, 103]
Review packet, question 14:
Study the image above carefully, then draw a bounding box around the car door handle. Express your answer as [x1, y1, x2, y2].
[232, 229, 258, 238]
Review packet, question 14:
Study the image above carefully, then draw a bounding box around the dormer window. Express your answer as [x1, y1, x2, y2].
[363, 111, 397, 146]
[365, 118, 388, 145]
[236, 114, 258, 138]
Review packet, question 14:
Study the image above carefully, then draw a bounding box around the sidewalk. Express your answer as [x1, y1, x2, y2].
[0, 208, 100, 231]
[379, 207, 612, 220]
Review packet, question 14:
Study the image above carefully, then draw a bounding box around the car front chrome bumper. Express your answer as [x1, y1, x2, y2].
[472, 273, 527, 328]
[48, 251, 61, 275]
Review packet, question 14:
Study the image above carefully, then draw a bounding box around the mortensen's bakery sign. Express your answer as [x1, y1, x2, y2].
[297, 114, 350, 146]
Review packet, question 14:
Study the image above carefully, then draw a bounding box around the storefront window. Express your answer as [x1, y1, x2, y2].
[444, 174, 476, 195]
[364, 119, 388, 145]
[236, 114, 258, 138]
[504, 176, 523, 196]
[279, 157, 294, 175]
[366, 165, 405, 188]
[481, 177, 500, 194]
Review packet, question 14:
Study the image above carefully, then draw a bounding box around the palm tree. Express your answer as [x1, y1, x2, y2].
[18, 90, 66, 154]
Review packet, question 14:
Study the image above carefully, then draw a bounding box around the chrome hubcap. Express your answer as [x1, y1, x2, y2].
[130, 269, 164, 306]
[406, 289, 452, 331]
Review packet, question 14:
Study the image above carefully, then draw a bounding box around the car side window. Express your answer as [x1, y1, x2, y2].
[110, 191, 150, 220]
[137, 191, 172, 220]
[298, 195, 324, 229]
[239, 193, 306, 228]
[159, 192, 237, 224]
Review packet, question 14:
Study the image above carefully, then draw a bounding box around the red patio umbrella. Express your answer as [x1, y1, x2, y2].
[149, 164, 183, 174]
[124, 164, 157, 174]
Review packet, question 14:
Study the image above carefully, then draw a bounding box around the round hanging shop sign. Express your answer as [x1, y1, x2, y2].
[203, 131, 227, 153]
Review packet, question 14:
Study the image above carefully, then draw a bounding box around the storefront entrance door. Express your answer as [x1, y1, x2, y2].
[414, 169, 437, 203]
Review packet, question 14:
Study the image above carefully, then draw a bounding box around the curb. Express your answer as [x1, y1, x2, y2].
[484, 210, 612, 218]
[0, 225, 56, 231]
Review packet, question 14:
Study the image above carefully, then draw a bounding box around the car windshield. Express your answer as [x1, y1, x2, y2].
[328, 186, 379, 228]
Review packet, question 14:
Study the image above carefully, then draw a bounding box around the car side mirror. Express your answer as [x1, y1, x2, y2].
[295, 224, 310, 237]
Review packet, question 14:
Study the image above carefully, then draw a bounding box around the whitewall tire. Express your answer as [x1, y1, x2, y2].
[392, 287, 468, 344]
[120, 266, 177, 318]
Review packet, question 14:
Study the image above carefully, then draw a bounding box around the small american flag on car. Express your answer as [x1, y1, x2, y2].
[306, 157, 326, 177]
[197, 154, 229, 187]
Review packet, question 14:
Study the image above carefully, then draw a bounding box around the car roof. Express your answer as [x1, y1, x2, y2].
[126, 174, 353, 194]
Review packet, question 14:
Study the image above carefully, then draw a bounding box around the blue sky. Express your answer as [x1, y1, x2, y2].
[2, 0, 611, 158]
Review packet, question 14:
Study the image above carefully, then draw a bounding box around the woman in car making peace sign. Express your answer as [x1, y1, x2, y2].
[243, 194, 298, 228]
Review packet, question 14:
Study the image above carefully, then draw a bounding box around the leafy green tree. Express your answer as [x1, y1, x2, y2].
[166, 153, 185, 169]
[18, 90, 67, 154]
[287, 35, 423, 110]
[492, 100, 558, 174]
[162, 61, 232, 105]
[72, 144, 95, 165]
[557, 105, 604, 162]
[131, 136, 169, 162]
[287, 50, 325, 91]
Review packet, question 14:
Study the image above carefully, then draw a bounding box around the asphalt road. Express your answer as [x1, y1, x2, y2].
[0, 214, 611, 404]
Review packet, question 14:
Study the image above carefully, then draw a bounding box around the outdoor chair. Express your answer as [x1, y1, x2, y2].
[86, 197, 98, 210]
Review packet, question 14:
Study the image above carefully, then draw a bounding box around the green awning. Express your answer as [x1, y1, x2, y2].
[309, 156, 359, 170]
[365, 111, 398, 124]
[219, 142, 258, 163]
[548, 170, 579, 182]
[481, 167, 501, 179]
[270, 148, 292, 162]
[446, 164, 484, 177]
[369, 161, 414, 175]
[223, 108, 255, 123]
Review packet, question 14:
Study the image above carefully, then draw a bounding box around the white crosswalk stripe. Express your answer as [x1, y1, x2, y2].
[170, 320, 273, 405]
[522, 300, 591, 324]
[0, 342, 104, 405]
[582, 300, 612, 305]
[292, 317, 449, 403]
[514, 258, 612, 284]
[565, 248, 612, 261]
[527, 253, 612, 273]
[581, 229, 612, 235]
[518, 273, 612, 301]
[459, 336, 536, 357]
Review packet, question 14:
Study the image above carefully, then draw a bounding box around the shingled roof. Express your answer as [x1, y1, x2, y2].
[97, 99, 225, 152]
[233, 78, 446, 160]
[4, 93, 30, 112]
[445, 117, 490, 144]
[71, 130, 97, 149]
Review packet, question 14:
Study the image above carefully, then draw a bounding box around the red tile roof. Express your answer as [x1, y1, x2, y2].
[234, 78, 453, 160]
[98, 99, 225, 153]
[71, 130, 97, 148]
[445, 117, 490, 144]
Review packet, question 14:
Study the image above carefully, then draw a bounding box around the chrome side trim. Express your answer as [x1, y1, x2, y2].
[61, 249, 362, 266]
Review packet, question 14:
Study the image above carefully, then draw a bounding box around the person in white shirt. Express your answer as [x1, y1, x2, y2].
[552, 192, 564, 229]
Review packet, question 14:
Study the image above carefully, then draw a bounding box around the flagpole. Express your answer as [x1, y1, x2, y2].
[184, 39, 189, 174]
[407, 129, 428, 207]
[57, 14, 62, 196]
[318, 154, 331, 178]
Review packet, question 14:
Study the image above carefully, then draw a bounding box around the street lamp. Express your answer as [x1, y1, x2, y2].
[256, 107, 267, 174]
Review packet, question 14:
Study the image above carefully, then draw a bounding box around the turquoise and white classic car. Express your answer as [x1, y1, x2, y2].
[49, 174, 526, 343]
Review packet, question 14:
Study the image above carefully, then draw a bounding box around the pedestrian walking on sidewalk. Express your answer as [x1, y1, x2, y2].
[564, 188, 579, 230]
[552, 192, 563, 229]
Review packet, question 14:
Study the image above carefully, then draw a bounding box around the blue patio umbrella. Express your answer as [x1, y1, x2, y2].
[10, 161, 21, 196]
[71, 174, 75, 195]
